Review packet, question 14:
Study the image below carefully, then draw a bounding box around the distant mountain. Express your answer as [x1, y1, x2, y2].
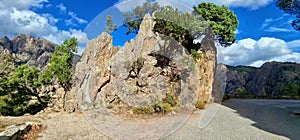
[225, 62, 300, 99]
[0, 34, 80, 70]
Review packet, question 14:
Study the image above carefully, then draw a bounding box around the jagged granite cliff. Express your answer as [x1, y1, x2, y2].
[68, 14, 217, 112]
[0, 34, 80, 70]
[225, 62, 300, 98]
[0, 34, 55, 69]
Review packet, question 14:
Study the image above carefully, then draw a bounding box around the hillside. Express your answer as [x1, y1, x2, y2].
[0, 35, 56, 70]
[225, 62, 300, 99]
[0, 34, 80, 70]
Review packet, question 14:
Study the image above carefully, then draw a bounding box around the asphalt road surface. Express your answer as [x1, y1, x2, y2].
[167, 99, 300, 140]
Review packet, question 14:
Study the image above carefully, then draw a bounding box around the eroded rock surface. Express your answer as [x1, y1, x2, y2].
[73, 32, 119, 110]
[72, 14, 217, 111]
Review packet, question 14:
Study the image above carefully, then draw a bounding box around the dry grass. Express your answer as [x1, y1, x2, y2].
[195, 100, 208, 109]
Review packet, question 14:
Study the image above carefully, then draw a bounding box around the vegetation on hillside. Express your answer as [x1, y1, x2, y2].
[0, 38, 78, 116]
[227, 65, 258, 72]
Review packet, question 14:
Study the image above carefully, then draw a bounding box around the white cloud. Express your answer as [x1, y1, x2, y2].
[0, 8, 58, 37]
[43, 29, 89, 45]
[218, 37, 300, 67]
[287, 40, 300, 52]
[0, 0, 48, 10]
[66, 11, 88, 26]
[56, 3, 67, 12]
[265, 27, 294, 32]
[261, 15, 296, 32]
[0, 0, 89, 45]
[287, 40, 300, 49]
[42, 13, 59, 25]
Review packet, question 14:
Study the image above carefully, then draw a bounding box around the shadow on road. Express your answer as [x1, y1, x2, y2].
[222, 99, 300, 140]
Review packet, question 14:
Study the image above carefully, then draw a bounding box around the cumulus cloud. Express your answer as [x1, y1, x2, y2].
[0, 0, 89, 45]
[287, 40, 300, 52]
[218, 37, 300, 67]
[43, 29, 89, 45]
[0, 0, 48, 10]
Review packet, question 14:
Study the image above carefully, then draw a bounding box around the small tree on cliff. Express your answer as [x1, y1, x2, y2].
[153, 5, 209, 50]
[193, 2, 239, 46]
[46, 37, 78, 92]
[123, 2, 238, 48]
[123, 2, 160, 34]
[105, 15, 117, 33]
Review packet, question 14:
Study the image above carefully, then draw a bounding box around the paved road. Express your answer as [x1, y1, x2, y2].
[167, 99, 300, 140]
[37, 99, 300, 140]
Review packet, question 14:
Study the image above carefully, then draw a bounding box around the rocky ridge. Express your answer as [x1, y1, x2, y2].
[0, 34, 55, 70]
[225, 62, 300, 98]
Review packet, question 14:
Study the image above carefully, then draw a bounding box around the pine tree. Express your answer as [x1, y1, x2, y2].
[105, 15, 117, 33]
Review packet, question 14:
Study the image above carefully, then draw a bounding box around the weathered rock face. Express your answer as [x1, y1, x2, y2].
[225, 68, 255, 96]
[195, 29, 217, 103]
[73, 32, 119, 110]
[72, 14, 217, 111]
[225, 62, 300, 98]
[212, 64, 228, 102]
[0, 34, 56, 69]
[247, 62, 300, 97]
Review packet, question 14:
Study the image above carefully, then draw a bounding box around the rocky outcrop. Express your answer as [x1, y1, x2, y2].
[225, 62, 300, 98]
[72, 31, 119, 110]
[0, 122, 40, 140]
[195, 29, 217, 103]
[71, 14, 217, 111]
[0, 34, 56, 70]
[225, 66, 256, 96]
[212, 64, 228, 102]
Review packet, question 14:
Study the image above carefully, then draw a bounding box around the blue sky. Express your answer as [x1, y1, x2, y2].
[0, 0, 299, 67]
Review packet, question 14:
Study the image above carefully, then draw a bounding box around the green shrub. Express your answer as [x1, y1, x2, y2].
[280, 84, 299, 97]
[191, 49, 202, 62]
[153, 102, 173, 113]
[165, 93, 178, 107]
[195, 100, 207, 109]
[132, 106, 155, 114]
[236, 89, 250, 96]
